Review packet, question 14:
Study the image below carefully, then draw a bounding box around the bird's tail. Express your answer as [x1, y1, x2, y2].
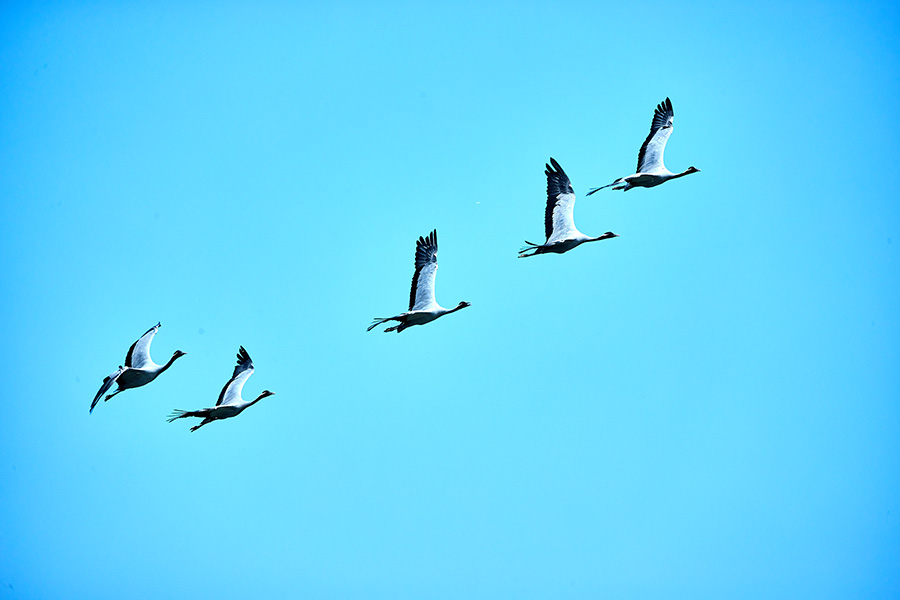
[91, 366, 124, 413]
[167, 409, 199, 423]
[518, 241, 541, 258]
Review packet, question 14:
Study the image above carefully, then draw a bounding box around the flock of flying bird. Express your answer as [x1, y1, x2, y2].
[90, 97, 700, 430]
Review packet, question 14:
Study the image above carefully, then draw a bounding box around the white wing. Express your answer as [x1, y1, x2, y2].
[125, 322, 160, 369]
[545, 158, 578, 243]
[216, 346, 255, 406]
[409, 230, 438, 311]
[636, 97, 674, 174]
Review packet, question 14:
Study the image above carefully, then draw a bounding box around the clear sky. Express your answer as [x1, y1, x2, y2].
[1, 1, 899, 598]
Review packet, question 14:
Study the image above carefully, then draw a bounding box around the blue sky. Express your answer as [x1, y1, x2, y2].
[1, 1, 898, 598]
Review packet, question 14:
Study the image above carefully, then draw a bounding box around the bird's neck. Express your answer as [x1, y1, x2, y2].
[247, 393, 267, 408]
[590, 233, 618, 242]
[446, 303, 467, 315]
[158, 354, 181, 373]
[672, 168, 694, 179]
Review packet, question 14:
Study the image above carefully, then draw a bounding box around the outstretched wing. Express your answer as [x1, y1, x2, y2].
[216, 346, 255, 406]
[409, 229, 438, 311]
[544, 158, 577, 243]
[636, 97, 674, 174]
[125, 322, 161, 368]
[90, 366, 124, 413]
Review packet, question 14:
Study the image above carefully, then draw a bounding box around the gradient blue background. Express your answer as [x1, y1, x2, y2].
[2, 1, 898, 598]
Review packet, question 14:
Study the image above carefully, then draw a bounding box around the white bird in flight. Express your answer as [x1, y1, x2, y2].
[587, 97, 699, 194]
[368, 229, 471, 333]
[90, 322, 186, 413]
[167, 346, 274, 432]
[519, 158, 618, 258]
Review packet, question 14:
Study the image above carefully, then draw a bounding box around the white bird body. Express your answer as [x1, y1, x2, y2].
[587, 97, 699, 194]
[368, 230, 471, 333]
[168, 346, 274, 432]
[90, 322, 186, 413]
[519, 158, 618, 258]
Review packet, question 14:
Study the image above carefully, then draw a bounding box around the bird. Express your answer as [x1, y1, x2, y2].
[519, 158, 618, 258]
[167, 346, 274, 432]
[586, 97, 699, 194]
[367, 229, 471, 333]
[90, 322, 186, 413]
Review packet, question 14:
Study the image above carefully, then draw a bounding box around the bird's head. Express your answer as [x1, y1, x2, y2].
[172, 350, 187, 359]
[604, 231, 620, 239]
[257, 390, 275, 400]
[687, 166, 700, 174]
[457, 301, 472, 309]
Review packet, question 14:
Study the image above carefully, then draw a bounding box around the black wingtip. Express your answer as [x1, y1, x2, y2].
[237, 346, 251, 364]
[416, 229, 438, 251]
[547, 157, 568, 177]
[545, 158, 573, 198]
